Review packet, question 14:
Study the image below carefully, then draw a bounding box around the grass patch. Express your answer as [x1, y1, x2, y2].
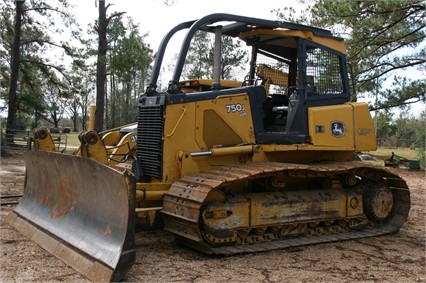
[361, 147, 423, 168]
[367, 148, 421, 160]
[51, 132, 80, 152]
[64, 132, 81, 148]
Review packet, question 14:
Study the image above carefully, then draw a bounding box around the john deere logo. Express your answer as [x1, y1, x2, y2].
[331, 121, 345, 137]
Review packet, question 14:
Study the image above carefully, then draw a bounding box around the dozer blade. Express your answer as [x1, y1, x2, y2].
[6, 150, 136, 282]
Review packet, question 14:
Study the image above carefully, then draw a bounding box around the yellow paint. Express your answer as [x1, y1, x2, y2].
[108, 131, 137, 165]
[308, 102, 376, 151]
[308, 104, 355, 148]
[239, 29, 346, 54]
[79, 131, 109, 165]
[256, 64, 290, 94]
[33, 128, 56, 152]
[195, 93, 255, 150]
[88, 105, 96, 131]
[162, 93, 256, 180]
[102, 131, 120, 146]
[166, 107, 187, 138]
[352, 103, 377, 151]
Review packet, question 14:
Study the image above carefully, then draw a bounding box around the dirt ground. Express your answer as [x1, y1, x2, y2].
[0, 153, 425, 283]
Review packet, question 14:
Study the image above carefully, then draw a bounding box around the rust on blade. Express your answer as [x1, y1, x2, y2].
[7, 150, 136, 282]
[29, 162, 80, 218]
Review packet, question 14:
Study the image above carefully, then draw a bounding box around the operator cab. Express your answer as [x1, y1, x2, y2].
[239, 28, 350, 143]
[144, 14, 351, 146]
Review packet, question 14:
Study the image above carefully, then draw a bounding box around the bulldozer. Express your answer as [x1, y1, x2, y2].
[7, 13, 411, 282]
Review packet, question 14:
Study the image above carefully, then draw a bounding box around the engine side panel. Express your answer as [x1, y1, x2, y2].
[308, 102, 376, 151]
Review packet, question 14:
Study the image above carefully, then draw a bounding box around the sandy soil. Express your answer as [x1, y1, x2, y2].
[0, 153, 424, 282]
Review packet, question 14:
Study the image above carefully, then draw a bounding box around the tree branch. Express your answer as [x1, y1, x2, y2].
[106, 11, 126, 26]
[371, 97, 423, 111]
[21, 59, 72, 84]
[350, 5, 422, 59]
[24, 6, 75, 23]
[358, 58, 425, 85]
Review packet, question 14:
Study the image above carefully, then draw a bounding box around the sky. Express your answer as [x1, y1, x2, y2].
[1, 0, 421, 121]
[69, 0, 425, 118]
[1, 0, 422, 119]
[69, 0, 304, 96]
[71, 0, 296, 50]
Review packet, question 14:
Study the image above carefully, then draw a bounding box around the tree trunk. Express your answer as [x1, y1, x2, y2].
[6, 0, 24, 145]
[32, 111, 40, 129]
[110, 71, 116, 128]
[95, 0, 108, 132]
[81, 86, 89, 131]
[72, 115, 78, 132]
[71, 100, 79, 132]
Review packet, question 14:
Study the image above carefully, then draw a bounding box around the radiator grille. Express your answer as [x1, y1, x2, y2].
[137, 95, 166, 179]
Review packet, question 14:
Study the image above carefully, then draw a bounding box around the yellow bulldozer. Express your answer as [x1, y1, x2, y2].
[7, 13, 411, 282]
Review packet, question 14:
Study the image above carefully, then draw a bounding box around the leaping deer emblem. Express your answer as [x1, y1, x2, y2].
[331, 121, 345, 137]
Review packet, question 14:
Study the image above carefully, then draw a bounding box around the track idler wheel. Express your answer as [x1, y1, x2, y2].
[83, 130, 99, 145]
[363, 184, 394, 222]
[34, 128, 48, 140]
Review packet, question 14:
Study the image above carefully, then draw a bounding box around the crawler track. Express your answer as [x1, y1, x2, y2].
[161, 162, 410, 255]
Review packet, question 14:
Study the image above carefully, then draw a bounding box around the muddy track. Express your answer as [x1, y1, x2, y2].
[0, 155, 424, 282]
[162, 162, 410, 255]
